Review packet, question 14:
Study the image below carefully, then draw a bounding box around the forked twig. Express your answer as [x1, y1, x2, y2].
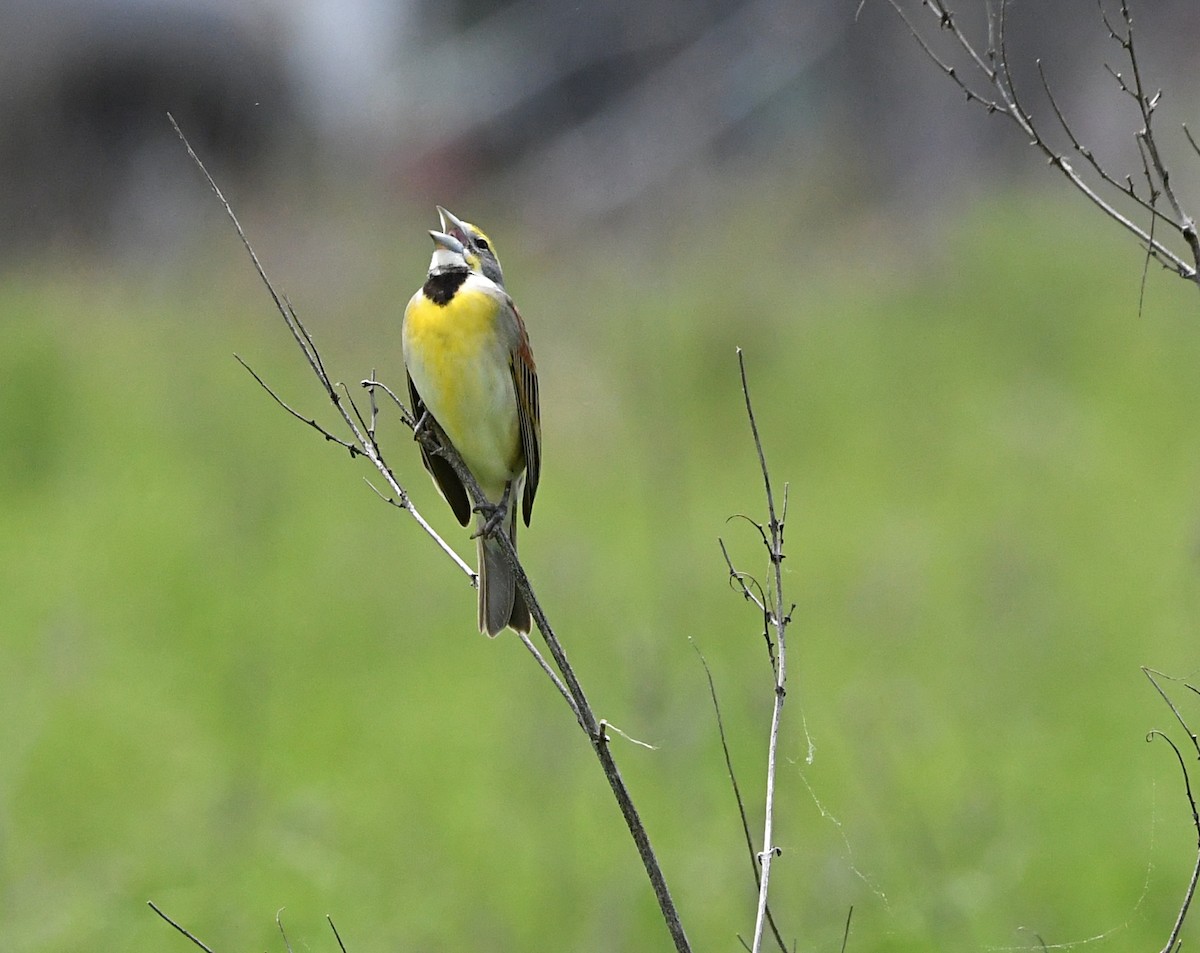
[167, 113, 470, 576]
[885, 0, 1200, 290]
[1143, 668, 1200, 953]
[169, 114, 691, 953]
[1144, 668, 1200, 758]
[719, 349, 794, 953]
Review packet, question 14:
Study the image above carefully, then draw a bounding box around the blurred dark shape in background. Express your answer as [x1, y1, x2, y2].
[0, 0, 1196, 259]
[0, 0, 303, 255]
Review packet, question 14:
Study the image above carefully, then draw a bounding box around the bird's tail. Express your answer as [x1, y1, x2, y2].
[476, 506, 530, 636]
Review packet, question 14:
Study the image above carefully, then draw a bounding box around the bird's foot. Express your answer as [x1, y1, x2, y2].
[471, 482, 514, 539]
[412, 409, 430, 438]
[471, 500, 508, 539]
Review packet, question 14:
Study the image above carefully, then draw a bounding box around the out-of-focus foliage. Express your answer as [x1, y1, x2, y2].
[0, 179, 1198, 951]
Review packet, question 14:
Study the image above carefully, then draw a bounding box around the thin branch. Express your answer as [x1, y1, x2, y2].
[171, 115, 691, 953]
[327, 916, 349, 953]
[1143, 667, 1200, 952]
[1035, 59, 1167, 224]
[516, 629, 580, 720]
[1182, 123, 1200, 164]
[1116, 0, 1200, 270]
[1146, 730, 1200, 953]
[275, 909, 294, 953]
[884, 0, 1004, 114]
[361, 377, 417, 427]
[386, 377, 691, 950]
[1144, 668, 1200, 758]
[169, 113, 473, 580]
[1138, 177, 1158, 316]
[885, 0, 1200, 287]
[496, 523, 691, 951]
[364, 478, 475, 578]
[147, 902, 216, 953]
[720, 536, 769, 614]
[235, 355, 361, 457]
[732, 348, 792, 953]
[693, 642, 789, 953]
[366, 368, 379, 439]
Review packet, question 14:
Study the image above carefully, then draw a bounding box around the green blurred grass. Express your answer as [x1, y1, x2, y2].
[1, 185, 1198, 952]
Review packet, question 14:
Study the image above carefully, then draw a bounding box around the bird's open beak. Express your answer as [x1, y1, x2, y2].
[428, 230, 465, 255]
[427, 230, 466, 273]
[437, 206, 470, 245]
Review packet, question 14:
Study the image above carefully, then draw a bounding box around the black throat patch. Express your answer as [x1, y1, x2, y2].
[423, 269, 469, 306]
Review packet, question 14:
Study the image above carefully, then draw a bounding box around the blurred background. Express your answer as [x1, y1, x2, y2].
[3, 0, 1200, 950]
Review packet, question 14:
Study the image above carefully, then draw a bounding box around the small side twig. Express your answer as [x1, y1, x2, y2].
[1146, 730, 1199, 953]
[327, 915, 349, 953]
[168, 112, 474, 576]
[147, 901, 216, 953]
[236, 355, 361, 457]
[275, 909, 294, 953]
[1143, 668, 1200, 953]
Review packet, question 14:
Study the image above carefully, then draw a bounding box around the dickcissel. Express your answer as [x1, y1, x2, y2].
[402, 210, 541, 636]
[436, 206, 504, 286]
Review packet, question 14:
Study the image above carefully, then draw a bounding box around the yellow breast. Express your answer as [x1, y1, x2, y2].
[403, 286, 522, 499]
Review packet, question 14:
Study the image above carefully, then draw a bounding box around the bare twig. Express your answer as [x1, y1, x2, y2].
[275, 909, 294, 953]
[363, 478, 475, 577]
[168, 113, 473, 577]
[1143, 668, 1200, 953]
[361, 377, 415, 424]
[885, 0, 1200, 289]
[508, 548, 690, 951]
[236, 355, 361, 457]
[327, 916, 349, 953]
[720, 535, 769, 614]
[721, 349, 794, 953]
[1146, 731, 1199, 953]
[1182, 124, 1200, 165]
[1114, 0, 1200, 274]
[171, 115, 691, 953]
[147, 901, 216, 953]
[516, 629, 580, 719]
[1034, 59, 1166, 225]
[693, 642, 789, 953]
[1144, 668, 1200, 760]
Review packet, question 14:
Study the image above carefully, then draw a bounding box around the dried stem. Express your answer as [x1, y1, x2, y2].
[886, 0, 1200, 289]
[1142, 668, 1200, 953]
[694, 643, 789, 952]
[327, 916, 349, 953]
[168, 113, 473, 578]
[721, 349, 794, 953]
[169, 114, 690, 953]
[147, 901, 216, 953]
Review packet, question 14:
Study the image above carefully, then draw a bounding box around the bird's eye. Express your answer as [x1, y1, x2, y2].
[476, 237, 490, 251]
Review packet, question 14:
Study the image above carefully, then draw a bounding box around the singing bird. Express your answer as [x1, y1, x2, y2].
[437, 205, 504, 286]
[402, 212, 541, 635]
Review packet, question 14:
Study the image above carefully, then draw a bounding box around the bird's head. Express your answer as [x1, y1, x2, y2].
[438, 206, 504, 286]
